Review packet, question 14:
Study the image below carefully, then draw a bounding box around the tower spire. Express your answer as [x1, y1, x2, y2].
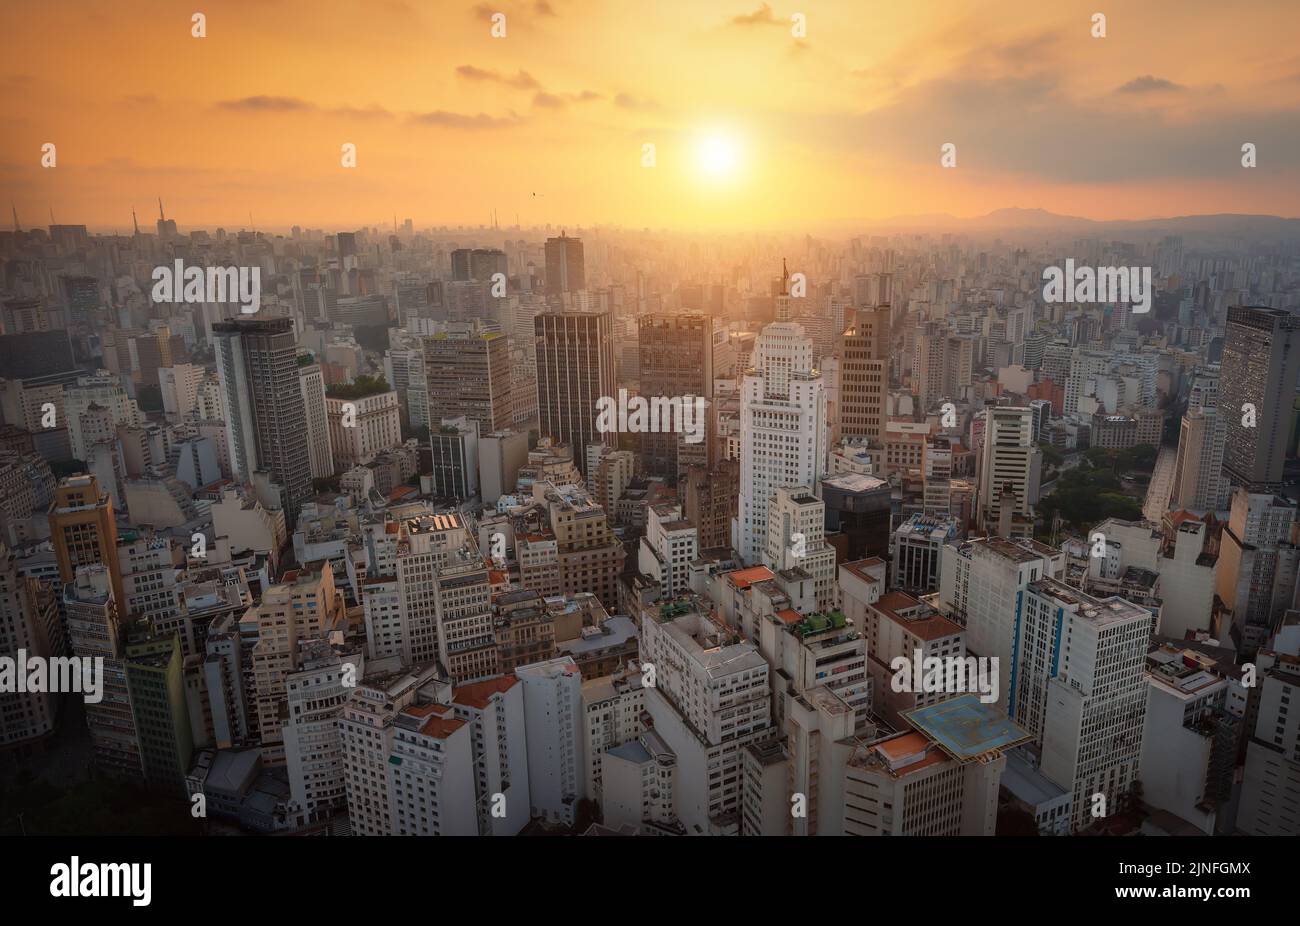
[132, 208, 139, 236]
[10, 202, 18, 232]
[158, 197, 165, 221]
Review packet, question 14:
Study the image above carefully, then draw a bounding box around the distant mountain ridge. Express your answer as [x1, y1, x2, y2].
[873, 208, 1300, 234]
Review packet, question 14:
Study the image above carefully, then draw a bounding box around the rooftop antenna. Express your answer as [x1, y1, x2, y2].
[49, 205, 55, 225]
[11, 202, 18, 232]
[132, 208, 139, 236]
[158, 197, 165, 221]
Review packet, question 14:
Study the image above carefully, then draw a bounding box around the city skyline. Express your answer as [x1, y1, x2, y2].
[2, 0, 1299, 869]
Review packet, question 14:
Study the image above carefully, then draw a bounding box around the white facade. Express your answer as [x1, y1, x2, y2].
[763, 485, 836, 610]
[976, 405, 1040, 533]
[1170, 405, 1228, 512]
[638, 502, 698, 599]
[388, 703, 478, 836]
[283, 648, 362, 824]
[1017, 578, 1153, 832]
[733, 321, 828, 565]
[327, 391, 401, 470]
[938, 537, 1059, 713]
[516, 657, 587, 825]
[451, 677, 532, 836]
[582, 669, 645, 800]
[299, 363, 334, 480]
[639, 603, 771, 832]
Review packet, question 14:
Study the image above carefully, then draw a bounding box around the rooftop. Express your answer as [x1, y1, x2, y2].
[904, 694, 1032, 762]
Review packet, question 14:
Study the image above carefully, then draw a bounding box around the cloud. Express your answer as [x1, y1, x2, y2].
[1116, 75, 1187, 94]
[471, 1, 555, 24]
[533, 91, 566, 109]
[614, 92, 660, 112]
[730, 3, 780, 27]
[456, 65, 541, 90]
[795, 65, 1300, 183]
[409, 109, 521, 128]
[218, 95, 315, 112]
[329, 105, 395, 119]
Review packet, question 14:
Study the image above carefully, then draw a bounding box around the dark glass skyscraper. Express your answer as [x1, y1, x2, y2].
[535, 310, 615, 478]
[1218, 305, 1300, 491]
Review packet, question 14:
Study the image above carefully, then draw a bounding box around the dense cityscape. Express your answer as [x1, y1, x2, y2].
[0, 7, 1295, 888]
[3, 212, 1297, 843]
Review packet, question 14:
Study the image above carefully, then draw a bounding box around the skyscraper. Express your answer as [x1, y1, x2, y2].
[637, 313, 715, 477]
[836, 304, 890, 445]
[423, 330, 513, 434]
[544, 233, 585, 298]
[1170, 405, 1228, 512]
[535, 311, 616, 479]
[976, 405, 1040, 537]
[1217, 305, 1300, 492]
[733, 321, 828, 565]
[1014, 578, 1152, 833]
[213, 317, 313, 527]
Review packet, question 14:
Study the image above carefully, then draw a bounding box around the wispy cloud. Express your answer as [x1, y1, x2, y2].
[409, 109, 521, 128]
[729, 3, 781, 27]
[218, 95, 314, 112]
[1116, 75, 1187, 94]
[456, 65, 541, 90]
[614, 92, 660, 112]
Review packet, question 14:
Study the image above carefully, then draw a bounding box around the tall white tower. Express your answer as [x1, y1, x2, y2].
[733, 321, 828, 565]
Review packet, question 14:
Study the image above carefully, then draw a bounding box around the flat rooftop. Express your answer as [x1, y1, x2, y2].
[904, 694, 1032, 762]
[1002, 751, 1069, 807]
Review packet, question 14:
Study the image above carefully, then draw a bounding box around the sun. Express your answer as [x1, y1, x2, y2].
[693, 132, 743, 182]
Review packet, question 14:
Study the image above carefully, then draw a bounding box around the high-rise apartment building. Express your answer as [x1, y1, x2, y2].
[423, 330, 513, 434]
[1171, 405, 1228, 512]
[49, 473, 126, 611]
[123, 620, 193, 797]
[213, 316, 312, 527]
[638, 599, 771, 835]
[249, 564, 346, 763]
[0, 541, 59, 755]
[516, 656, 587, 825]
[298, 361, 334, 480]
[763, 486, 836, 611]
[1237, 630, 1300, 835]
[975, 405, 1040, 537]
[1215, 489, 1299, 654]
[64, 565, 142, 780]
[938, 537, 1061, 713]
[1014, 578, 1153, 832]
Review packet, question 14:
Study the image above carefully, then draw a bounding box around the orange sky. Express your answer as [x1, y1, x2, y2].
[3, 0, 1299, 232]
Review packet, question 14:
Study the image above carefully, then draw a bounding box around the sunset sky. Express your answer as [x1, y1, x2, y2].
[3, 0, 1299, 232]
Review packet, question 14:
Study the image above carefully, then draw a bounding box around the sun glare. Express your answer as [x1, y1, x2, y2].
[694, 132, 742, 182]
